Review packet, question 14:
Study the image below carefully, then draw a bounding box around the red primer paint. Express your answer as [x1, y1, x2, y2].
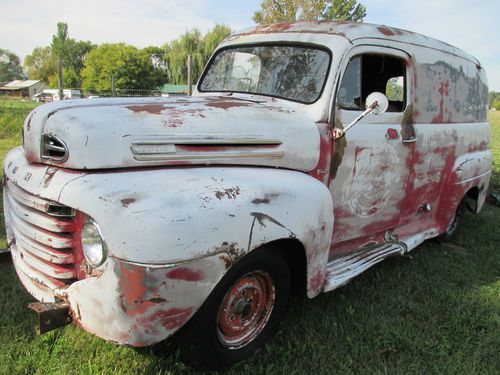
[205, 100, 251, 110]
[432, 81, 450, 124]
[118, 263, 153, 316]
[309, 123, 333, 184]
[166, 267, 205, 282]
[138, 307, 194, 331]
[386, 128, 399, 140]
[126, 104, 165, 115]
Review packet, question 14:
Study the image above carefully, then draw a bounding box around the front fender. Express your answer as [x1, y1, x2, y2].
[58, 166, 334, 298]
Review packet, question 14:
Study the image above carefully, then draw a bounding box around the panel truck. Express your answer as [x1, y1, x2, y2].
[2, 22, 491, 369]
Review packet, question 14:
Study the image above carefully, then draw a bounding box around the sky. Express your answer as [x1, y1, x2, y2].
[1, 0, 499, 90]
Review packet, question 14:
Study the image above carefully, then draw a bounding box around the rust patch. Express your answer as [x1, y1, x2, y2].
[121, 198, 135, 208]
[252, 193, 280, 205]
[117, 263, 151, 316]
[205, 100, 251, 110]
[26, 112, 34, 132]
[126, 104, 165, 115]
[215, 186, 241, 200]
[166, 267, 205, 282]
[145, 297, 168, 304]
[330, 117, 347, 182]
[42, 167, 58, 188]
[401, 104, 416, 141]
[377, 26, 402, 36]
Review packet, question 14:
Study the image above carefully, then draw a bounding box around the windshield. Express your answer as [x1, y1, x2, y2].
[199, 45, 331, 104]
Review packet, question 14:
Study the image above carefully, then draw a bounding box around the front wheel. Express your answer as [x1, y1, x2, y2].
[175, 248, 290, 370]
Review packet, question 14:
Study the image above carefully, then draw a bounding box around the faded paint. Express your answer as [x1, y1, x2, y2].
[2, 21, 491, 354]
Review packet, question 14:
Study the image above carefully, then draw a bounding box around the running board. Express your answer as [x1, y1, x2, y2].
[324, 242, 406, 292]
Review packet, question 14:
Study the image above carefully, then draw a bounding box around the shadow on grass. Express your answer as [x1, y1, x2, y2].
[131, 205, 500, 374]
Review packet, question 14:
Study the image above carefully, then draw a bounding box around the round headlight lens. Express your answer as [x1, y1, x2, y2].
[82, 219, 106, 267]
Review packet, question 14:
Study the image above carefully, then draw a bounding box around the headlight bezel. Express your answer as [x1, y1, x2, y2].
[81, 218, 107, 268]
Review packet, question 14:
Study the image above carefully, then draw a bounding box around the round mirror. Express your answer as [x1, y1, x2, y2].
[365, 92, 389, 115]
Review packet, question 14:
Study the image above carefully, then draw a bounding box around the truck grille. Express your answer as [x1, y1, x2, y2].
[5, 179, 79, 289]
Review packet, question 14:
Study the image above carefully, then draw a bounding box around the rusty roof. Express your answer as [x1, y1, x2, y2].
[230, 21, 479, 65]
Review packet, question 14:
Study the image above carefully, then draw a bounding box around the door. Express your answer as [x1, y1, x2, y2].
[329, 46, 414, 254]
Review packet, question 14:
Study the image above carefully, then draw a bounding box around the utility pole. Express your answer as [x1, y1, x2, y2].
[187, 55, 192, 96]
[111, 73, 116, 97]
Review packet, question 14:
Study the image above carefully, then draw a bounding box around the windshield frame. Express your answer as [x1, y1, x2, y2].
[197, 42, 333, 105]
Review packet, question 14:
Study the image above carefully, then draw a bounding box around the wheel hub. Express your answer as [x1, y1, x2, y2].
[217, 270, 275, 349]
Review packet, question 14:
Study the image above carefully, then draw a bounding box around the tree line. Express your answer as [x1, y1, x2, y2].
[1, 0, 368, 93]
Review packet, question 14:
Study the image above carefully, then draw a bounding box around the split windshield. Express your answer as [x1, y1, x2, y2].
[199, 45, 330, 104]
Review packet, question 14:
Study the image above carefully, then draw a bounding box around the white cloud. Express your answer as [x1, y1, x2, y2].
[0, 0, 231, 58]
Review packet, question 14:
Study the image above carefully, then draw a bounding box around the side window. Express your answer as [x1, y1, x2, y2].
[338, 54, 406, 112]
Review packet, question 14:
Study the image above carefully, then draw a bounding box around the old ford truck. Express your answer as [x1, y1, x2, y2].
[2, 22, 491, 369]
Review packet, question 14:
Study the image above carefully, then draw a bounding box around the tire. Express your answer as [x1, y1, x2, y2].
[175, 248, 290, 370]
[435, 201, 464, 243]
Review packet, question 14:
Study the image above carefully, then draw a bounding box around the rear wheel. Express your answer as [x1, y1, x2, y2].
[435, 201, 464, 243]
[175, 248, 290, 370]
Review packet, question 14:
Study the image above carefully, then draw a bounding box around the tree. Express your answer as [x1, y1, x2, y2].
[252, 0, 366, 24]
[24, 41, 95, 88]
[163, 25, 231, 85]
[323, 0, 366, 22]
[0, 49, 24, 82]
[203, 24, 232, 61]
[52, 22, 69, 99]
[81, 43, 167, 92]
[164, 30, 205, 85]
[24, 46, 57, 84]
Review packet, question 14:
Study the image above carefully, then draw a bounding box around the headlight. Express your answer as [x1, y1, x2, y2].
[82, 219, 107, 267]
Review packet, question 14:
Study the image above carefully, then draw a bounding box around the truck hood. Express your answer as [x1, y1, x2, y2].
[23, 96, 320, 171]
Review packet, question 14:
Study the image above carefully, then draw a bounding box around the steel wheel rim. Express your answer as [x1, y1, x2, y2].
[217, 270, 275, 349]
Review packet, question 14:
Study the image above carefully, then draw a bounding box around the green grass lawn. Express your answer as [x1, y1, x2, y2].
[0, 111, 499, 374]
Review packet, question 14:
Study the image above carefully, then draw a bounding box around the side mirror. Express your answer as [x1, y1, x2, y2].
[365, 92, 388, 115]
[336, 92, 389, 137]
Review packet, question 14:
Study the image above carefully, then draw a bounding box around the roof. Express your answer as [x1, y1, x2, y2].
[0, 80, 42, 90]
[229, 21, 478, 65]
[161, 84, 189, 94]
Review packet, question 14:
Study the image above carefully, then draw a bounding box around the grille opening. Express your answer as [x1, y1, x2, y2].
[42, 134, 68, 161]
[47, 204, 76, 217]
[5, 179, 82, 289]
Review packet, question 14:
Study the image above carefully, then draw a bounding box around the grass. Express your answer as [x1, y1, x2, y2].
[0, 110, 499, 374]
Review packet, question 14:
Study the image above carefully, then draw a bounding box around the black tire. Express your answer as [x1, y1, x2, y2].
[434, 201, 464, 243]
[175, 248, 290, 370]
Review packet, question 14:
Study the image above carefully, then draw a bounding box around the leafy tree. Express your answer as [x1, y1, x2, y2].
[52, 22, 69, 99]
[163, 25, 231, 85]
[24, 41, 95, 88]
[24, 46, 57, 84]
[0, 49, 24, 82]
[323, 0, 366, 22]
[203, 24, 232, 61]
[81, 43, 167, 92]
[252, 0, 366, 24]
[164, 30, 205, 85]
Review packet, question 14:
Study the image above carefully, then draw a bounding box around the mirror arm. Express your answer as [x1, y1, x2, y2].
[343, 101, 378, 133]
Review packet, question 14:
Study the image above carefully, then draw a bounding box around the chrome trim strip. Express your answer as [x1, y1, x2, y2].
[133, 150, 285, 161]
[6, 192, 74, 233]
[41, 133, 69, 162]
[6, 180, 75, 217]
